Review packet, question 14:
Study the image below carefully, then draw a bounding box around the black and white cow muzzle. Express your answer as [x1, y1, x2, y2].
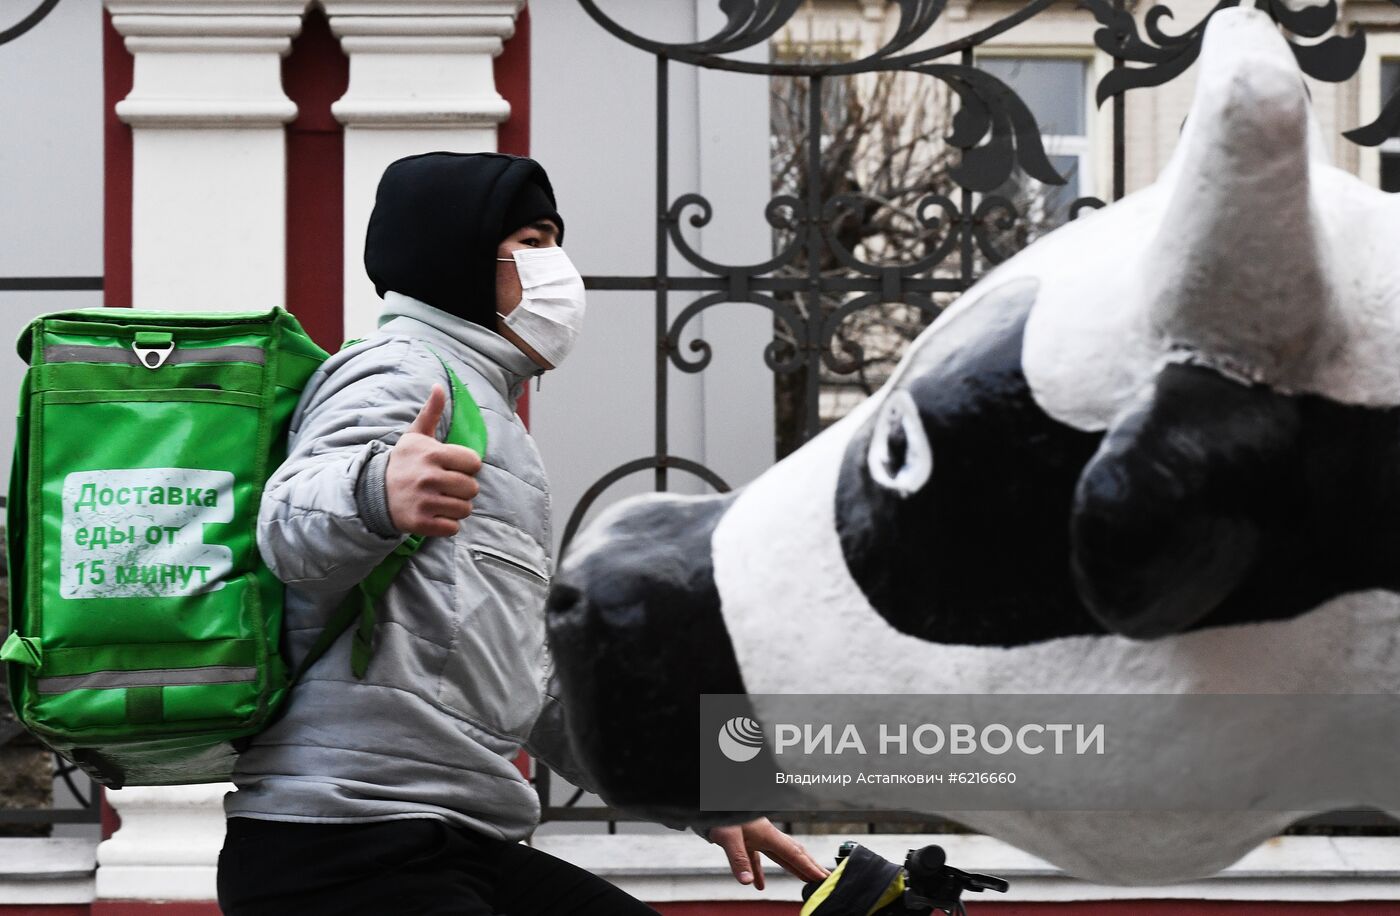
[545, 492, 750, 826]
[837, 278, 1400, 645]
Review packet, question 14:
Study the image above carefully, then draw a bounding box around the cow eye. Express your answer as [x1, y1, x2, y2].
[867, 389, 932, 497]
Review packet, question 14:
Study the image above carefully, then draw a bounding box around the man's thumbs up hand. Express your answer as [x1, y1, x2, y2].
[407, 383, 449, 438]
[386, 384, 483, 537]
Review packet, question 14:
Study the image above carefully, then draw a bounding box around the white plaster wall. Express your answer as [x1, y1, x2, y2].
[0, 0, 106, 492]
[528, 0, 776, 565]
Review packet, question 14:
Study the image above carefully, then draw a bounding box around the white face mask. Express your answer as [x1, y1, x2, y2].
[496, 247, 587, 369]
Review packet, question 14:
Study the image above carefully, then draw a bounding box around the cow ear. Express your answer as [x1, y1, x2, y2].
[867, 389, 933, 497]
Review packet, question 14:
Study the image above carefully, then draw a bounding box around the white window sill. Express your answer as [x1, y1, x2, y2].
[0, 838, 97, 905]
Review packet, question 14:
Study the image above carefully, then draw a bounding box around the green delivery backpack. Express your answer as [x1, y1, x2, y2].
[1, 307, 485, 789]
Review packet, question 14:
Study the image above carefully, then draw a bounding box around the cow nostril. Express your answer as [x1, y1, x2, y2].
[868, 389, 932, 497]
[885, 422, 909, 477]
[547, 583, 583, 615]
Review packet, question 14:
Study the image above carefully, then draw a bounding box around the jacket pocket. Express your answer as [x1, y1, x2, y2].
[436, 541, 550, 739]
[470, 545, 548, 585]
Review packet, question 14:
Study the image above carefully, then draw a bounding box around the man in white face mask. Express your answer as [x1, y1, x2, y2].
[493, 218, 583, 371]
[221, 152, 824, 915]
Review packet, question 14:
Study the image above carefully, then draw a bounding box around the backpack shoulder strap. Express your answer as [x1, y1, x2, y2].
[292, 346, 487, 683]
[434, 352, 487, 455]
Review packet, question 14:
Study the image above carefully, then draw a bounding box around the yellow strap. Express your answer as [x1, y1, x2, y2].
[869, 872, 906, 913]
[799, 858, 849, 916]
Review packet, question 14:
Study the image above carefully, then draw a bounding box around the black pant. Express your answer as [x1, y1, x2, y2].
[217, 817, 661, 916]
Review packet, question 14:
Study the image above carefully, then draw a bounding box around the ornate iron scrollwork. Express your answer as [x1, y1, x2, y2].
[1084, 0, 1373, 124]
[562, 0, 1389, 557]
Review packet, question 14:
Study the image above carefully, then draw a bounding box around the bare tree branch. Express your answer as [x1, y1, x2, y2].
[767, 64, 1059, 454]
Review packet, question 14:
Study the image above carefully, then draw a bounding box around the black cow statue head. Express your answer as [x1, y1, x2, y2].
[547, 7, 1400, 884]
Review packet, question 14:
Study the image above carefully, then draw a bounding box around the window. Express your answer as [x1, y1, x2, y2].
[770, 39, 858, 151]
[1381, 61, 1400, 192]
[975, 56, 1093, 226]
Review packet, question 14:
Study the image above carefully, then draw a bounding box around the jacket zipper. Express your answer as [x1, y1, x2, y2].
[469, 545, 548, 583]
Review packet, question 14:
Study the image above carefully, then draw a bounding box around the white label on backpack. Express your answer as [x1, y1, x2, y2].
[60, 468, 235, 599]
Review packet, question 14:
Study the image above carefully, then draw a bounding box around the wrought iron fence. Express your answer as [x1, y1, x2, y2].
[557, 0, 1398, 549]
[541, 0, 1400, 832]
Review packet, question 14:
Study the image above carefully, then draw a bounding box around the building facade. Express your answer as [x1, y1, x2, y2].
[2, 0, 1400, 911]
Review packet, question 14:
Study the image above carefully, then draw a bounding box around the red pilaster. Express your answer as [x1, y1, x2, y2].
[496, 7, 532, 427]
[283, 5, 350, 352]
[495, 7, 530, 160]
[102, 10, 133, 309]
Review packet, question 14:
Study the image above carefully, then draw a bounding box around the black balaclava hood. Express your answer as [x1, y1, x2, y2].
[364, 152, 564, 328]
[500, 180, 563, 243]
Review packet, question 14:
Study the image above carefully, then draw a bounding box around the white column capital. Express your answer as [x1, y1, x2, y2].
[105, 0, 305, 128]
[322, 0, 523, 127]
[320, 0, 523, 23]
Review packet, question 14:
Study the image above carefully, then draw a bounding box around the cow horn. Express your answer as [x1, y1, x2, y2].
[1144, 7, 1332, 385]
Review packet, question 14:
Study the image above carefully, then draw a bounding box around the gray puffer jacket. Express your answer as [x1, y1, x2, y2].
[225, 292, 594, 840]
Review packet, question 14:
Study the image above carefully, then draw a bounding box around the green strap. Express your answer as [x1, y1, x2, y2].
[290, 533, 423, 683]
[290, 588, 363, 684]
[126, 686, 164, 725]
[295, 347, 486, 682]
[440, 361, 487, 454]
[0, 632, 41, 669]
[349, 535, 421, 677]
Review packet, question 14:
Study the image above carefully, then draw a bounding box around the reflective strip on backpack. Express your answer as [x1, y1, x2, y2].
[44, 345, 267, 366]
[35, 665, 258, 694]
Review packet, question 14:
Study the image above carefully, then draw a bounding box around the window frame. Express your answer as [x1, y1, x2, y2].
[1379, 58, 1400, 190]
[972, 47, 1104, 209]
